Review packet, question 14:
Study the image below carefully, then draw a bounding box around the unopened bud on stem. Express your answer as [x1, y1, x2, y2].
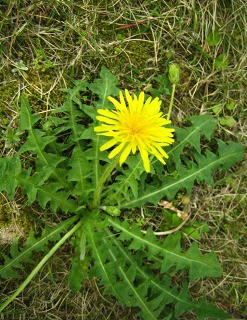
[169, 64, 180, 84]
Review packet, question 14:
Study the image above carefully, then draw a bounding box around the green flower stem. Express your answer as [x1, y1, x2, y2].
[0, 219, 83, 313]
[167, 83, 176, 121]
[92, 156, 120, 208]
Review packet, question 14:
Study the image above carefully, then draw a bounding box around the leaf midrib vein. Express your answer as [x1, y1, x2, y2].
[0, 218, 76, 274]
[108, 219, 213, 269]
[121, 151, 231, 208]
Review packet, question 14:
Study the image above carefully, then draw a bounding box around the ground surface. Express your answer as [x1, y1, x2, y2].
[0, 1, 246, 319]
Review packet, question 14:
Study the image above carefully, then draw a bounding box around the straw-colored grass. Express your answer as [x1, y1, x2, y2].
[0, 0, 246, 319]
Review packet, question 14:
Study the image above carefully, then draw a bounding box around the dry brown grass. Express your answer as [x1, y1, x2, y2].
[0, 0, 246, 319]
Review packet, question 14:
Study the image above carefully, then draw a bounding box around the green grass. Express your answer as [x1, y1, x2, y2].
[0, 0, 246, 319]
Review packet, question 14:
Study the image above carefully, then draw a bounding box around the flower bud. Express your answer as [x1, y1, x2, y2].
[169, 64, 180, 84]
[105, 206, 121, 216]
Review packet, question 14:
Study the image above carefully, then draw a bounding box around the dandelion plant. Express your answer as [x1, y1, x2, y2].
[0, 66, 244, 319]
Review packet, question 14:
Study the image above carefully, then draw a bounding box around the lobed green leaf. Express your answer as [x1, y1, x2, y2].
[168, 115, 217, 165]
[108, 219, 222, 280]
[87, 66, 120, 109]
[121, 140, 244, 208]
[0, 155, 21, 199]
[0, 217, 78, 279]
[84, 218, 229, 319]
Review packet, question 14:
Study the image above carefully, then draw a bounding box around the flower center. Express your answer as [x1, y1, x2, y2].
[130, 125, 141, 134]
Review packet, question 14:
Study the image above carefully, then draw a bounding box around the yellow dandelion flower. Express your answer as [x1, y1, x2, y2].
[94, 89, 175, 173]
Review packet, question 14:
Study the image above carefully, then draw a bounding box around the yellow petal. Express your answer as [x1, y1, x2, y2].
[130, 140, 137, 154]
[98, 109, 119, 120]
[119, 143, 132, 166]
[119, 91, 127, 110]
[108, 96, 123, 110]
[142, 96, 153, 116]
[135, 135, 148, 150]
[96, 90, 175, 168]
[139, 146, 150, 172]
[99, 132, 119, 138]
[94, 125, 109, 132]
[108, 142, 126, 159]
[96, 115, 118, 125]
[162, 137, 175, 144]
[149, 146, 166, 164]
[160, 118, 172, 126]
[138, 91, 145, 112]
[153, 143, 169, 159]
[100, 138, 118, 151]
[128, 93, 138, 114]
[125, 89, 133, 107]
[149, 97, 162, 114]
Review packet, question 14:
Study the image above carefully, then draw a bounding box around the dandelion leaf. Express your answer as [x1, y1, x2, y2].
[0, 155, 21, 199]
[20, 96, 41, 131]
[88, 66, 120, 108]
[18, 129, 57, 154]
[106, 155, 144, 204]
[68, 256, 86, 292]
[0, 217, 77, 279]
[108, 219, 222, 280]
[18, 168, 52, 204]
[84, 218, 229, 319]
[196, 297, 230, 320]
[67, 146, 91, 197]
[18, 97, 69, 188]
[84, 129, 110, 188]
[68, 229, 88, 293]
[86, 223, 122, 300]
[37, 183, 77, 212]
[121, 140, 244, 208]
[60, 79, 88, 108]
[52, 80, 90, 142]
[169, 115, 217, 165]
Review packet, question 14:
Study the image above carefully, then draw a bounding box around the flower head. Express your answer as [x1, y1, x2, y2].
[94, 89, 175, 172]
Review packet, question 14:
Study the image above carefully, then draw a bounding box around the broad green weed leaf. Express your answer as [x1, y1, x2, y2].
[84, 130, 110, 187]
[108, 219, 222, 280]
[219, 116, 237, 128]
[60, 79, 88, 107]
[0, 217, 77, 279]
[88, 66, 120, 108]
[105, 155, 144, 204]
[18, 169, 52, 204]
[86, 223, 122, 300]
[87, 223, 160, 320]
[53, 80, 89, 142]
[68, 256, 85, 292]
[68, 227, 89, 293]
[68, 146, 91, 197]
[169, 115, 217, 165]
[37, 183, 77, 212]
[121, 140, 244, 208]
[0, 155, 21, 199]
[53, 100, 86, 142]
[18, 129, 57, 154]
[20, 96, 41, 131]
[18, 98, 68, 188]
[216, 140, 244, 171]
[84, 219, 229, 319]
[215, 53, 229, 71]
[196, 297, 230, 319]
[206, 31, 220, 46]
[3, 126, 21, 148]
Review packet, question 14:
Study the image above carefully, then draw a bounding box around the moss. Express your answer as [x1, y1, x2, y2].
[0, 195, 31, 245]
[0, 66, 68, 122]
